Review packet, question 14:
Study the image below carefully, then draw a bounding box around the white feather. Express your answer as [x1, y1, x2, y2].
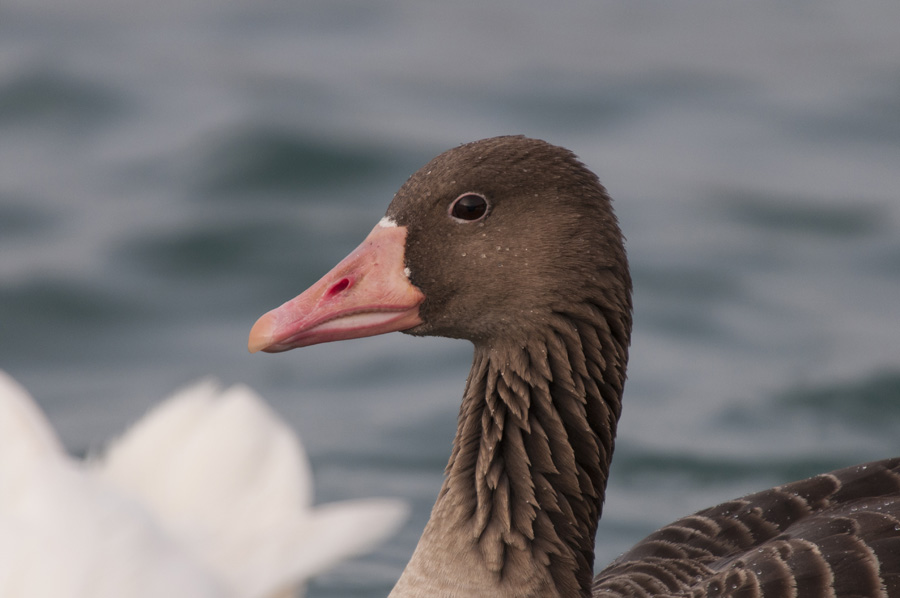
[0, 371, 407, 598]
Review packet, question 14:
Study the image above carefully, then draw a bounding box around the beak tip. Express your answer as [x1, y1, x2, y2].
[248, 313, 276, 353]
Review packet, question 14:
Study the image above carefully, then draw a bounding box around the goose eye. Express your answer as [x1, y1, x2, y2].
[449, 193, 488, 222]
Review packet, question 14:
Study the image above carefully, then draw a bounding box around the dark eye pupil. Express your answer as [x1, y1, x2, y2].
[451, 194, 487, 221]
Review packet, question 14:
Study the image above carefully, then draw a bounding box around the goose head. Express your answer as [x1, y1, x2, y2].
[248, 135, 630, 352]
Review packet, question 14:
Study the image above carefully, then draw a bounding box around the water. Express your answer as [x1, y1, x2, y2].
[2, 1, 900, 595]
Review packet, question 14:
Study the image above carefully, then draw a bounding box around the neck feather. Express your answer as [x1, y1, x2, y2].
[391, 301, 630, 598]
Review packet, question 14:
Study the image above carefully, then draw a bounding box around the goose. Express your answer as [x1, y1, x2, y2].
[0, 370, 407, 598]
[248, 135, 900, 598]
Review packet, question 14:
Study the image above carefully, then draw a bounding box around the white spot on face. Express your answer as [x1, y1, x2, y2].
[378, 216, 399, 228]
[403, 266, 412, 279]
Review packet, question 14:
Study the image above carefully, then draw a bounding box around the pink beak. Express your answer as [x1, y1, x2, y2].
[248, 222, 425, 353]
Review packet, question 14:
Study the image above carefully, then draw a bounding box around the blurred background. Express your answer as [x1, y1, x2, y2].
[2, 1, 900, 595]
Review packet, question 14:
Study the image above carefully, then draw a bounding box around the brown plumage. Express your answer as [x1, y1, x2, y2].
[594, 458, 900, 598]
[249, 135, 900, 598]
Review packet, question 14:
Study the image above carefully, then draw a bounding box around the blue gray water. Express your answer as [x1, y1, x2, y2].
[2, 1, 900, 595]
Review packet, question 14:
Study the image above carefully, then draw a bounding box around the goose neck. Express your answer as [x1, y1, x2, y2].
[392, 310, 628, 597]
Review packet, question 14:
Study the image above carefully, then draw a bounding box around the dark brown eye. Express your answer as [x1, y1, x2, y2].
[449, 193, 488, 222]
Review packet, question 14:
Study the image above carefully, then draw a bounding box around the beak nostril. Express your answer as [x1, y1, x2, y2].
[327, 278, 352, 297]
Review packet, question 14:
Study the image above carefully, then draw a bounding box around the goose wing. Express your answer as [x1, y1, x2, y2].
[594, 457, 900, 598]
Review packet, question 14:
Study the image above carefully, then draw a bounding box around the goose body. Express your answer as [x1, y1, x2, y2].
[249, 136, 900, 598]
[0, 371, 407, 598]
